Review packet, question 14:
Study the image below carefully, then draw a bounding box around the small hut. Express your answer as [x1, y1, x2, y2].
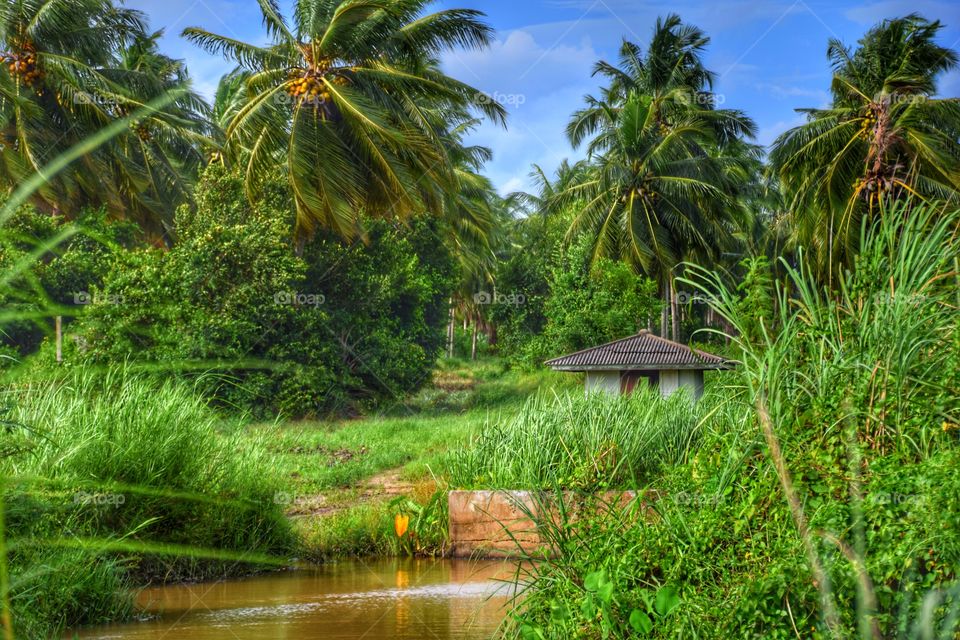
[545, 330, 732, 399]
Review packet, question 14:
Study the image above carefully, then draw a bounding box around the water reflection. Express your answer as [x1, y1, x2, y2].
[69, 558, 517, 640]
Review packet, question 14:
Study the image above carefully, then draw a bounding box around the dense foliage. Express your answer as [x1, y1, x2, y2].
[0, 203, 137, 355]
[0, 2, 958, 638]
[770, 14, 960, 280]
[183, 0, 505, 239]
[504, 202, 960, 638]
[0, 0, 209, 236]
[57, 165, 456, 417]
[490, 219, 660, 368]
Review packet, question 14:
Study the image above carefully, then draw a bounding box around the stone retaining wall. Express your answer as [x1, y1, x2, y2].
[448, 490, 649, 558]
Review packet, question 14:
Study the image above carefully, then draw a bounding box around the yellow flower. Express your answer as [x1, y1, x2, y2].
[394, 513, 410, 538]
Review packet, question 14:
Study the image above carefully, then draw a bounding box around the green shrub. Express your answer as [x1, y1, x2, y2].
[493, 234, 660, 369]
[0, 204, 136, 355]
[67, 165, 455, 418]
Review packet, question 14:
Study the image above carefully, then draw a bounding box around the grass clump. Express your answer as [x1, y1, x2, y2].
[295, 502, 396, 560]
[448, 386, 701, 490]
[2, 369, 295, 638]
[7, 547, 133, 638]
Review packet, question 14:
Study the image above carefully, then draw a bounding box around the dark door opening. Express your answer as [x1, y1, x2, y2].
[620, 370, 659, 394]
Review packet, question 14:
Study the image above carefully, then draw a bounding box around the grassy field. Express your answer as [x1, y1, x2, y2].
[251, 357, 578, 558]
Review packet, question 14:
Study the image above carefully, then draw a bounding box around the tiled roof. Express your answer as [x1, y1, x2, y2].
[544, 330, 732, 371]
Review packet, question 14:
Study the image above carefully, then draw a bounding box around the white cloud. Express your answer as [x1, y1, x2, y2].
[757, 112, 808, 148]
[444, 29, 599, 98]
[442, 29, 600, 194]
[500, 176, 527, 195]
[755, 82, 830, 101]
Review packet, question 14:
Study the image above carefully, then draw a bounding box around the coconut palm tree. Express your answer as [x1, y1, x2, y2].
[562, 15, 757, 339]
[508, 160, 589, 221]
[562, 93, 749, 338]
[183, 0, 506, 241]
[438, 115, 508, 359]
[438, 116, 500, 274]
[567, 15, 754, 155]
[211, 69, 251, 137]
[0, 1, 208, 235]
[769, 14, 960, 282]
[110, 30, 212, 233]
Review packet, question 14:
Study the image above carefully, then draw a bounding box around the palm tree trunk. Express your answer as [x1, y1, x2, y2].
[471, 323, 478, 360]
[670, 278, 680, 341]
[660, 279, 670, 338]
[446, 299, 455, 359]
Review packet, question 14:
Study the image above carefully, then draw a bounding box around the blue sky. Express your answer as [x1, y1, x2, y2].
[126, 0, 960, 194]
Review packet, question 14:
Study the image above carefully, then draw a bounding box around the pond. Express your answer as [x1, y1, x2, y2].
[70, 558, 519, 640]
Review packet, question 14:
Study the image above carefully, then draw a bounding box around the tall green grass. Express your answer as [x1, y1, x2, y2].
[2, 370, 295, 638]
[448, 386, 702, 490]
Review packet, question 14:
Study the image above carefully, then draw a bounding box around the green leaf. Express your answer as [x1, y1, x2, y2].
[519, 623, 544, 640]
[629, 609, 653, 633]
[597, 581, 614, 604]
[580, 595, 595, 617]
[583, 570, 606, 592]
[654, 585, 680, 617]
[549, 601, 571, 623]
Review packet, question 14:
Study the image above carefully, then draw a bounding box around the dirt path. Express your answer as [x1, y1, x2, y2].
[286, 468, 417, 518]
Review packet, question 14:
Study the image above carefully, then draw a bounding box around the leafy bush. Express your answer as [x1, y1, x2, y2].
[495, 235, 660, 369]
[0, 204, 136, 355]
[66, 165, 455, 417]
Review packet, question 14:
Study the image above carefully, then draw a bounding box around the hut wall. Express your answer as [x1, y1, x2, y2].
[585, 371, 620, 396]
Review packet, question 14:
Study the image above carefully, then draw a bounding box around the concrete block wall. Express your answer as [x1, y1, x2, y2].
[448, 490, 650, 558]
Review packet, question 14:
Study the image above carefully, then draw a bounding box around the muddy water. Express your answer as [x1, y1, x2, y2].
[71, 559, 518, 640]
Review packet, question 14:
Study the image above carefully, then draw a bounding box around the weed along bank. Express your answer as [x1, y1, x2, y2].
[544, 330, 732, 399]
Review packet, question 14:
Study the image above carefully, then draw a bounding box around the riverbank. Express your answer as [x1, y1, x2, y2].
[5, 358, 561, 639]
[4, 370, 297, 639]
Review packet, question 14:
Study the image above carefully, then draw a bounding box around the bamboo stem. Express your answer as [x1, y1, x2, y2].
[756, 398, 841, 635]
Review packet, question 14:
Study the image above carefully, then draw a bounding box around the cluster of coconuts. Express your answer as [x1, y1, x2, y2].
[860, 107, 880, 140]
[620, 185, 657, 203]
[133, 123, 152, 142]
[286, 69, 330, 105]
[4, 43, 42, 88]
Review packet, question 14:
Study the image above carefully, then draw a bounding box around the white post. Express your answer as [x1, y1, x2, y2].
[55, 316, 62, 363]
